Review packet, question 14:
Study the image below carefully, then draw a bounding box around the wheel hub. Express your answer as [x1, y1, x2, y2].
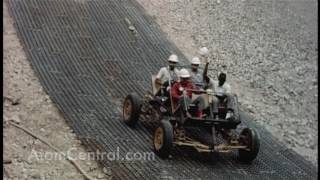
[123, 99, 132, 121]
[154, 127, 164, 150]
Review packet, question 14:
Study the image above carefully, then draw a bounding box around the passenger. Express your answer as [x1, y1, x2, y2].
[189, 57, 204, 88]
[189, 47, 210, 88]
[155, 54, 180, 96]
[171, 69, 205, 119]
[205, 72, 236, 121]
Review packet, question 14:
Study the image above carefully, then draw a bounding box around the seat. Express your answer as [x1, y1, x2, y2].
[192, 93, 210, 109]
[218, 100, 228, 118]
[151, 75, 161, 96]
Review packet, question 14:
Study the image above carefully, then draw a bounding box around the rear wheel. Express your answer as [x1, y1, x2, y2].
[123, 94, 141, 127]
[238, 128, 260, 163]
[153, 120, 173, 158]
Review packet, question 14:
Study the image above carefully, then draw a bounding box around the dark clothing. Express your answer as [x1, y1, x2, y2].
[155, 80, 172, 97]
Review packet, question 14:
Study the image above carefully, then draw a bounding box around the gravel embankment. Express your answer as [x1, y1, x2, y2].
[136, 0, 318, 166]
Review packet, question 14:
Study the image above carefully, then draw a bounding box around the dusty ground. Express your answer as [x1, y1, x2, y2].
[3, 2, 110, 179]
[136, 0, 318, 166]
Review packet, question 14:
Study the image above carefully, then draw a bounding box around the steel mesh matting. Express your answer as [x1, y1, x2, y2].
[7, 0, 317, 179]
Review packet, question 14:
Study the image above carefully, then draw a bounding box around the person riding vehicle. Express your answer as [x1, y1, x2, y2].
[189, 57, 204, 88]
[188, 47, 210, 88]
[205, 72, 235, 121]
[155, 54, 180, 96]
[200, 47, 235, 121]
[171, 69, 205, 121]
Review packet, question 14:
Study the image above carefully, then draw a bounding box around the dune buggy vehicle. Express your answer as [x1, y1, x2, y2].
[122, 75, 260, 163]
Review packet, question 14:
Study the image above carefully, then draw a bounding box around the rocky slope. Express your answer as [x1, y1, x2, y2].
[136, 0, 318, 166]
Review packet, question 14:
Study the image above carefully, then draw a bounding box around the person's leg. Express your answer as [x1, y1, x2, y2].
[225, 93, 235, 111]
[178, 96, 192, 112]
[193, 96, 206, 118]
[212, 96, 219, 114]
[225, 93, 236, 120]
[212, 96, 220, 119]
[193, 96, 206, 111]
[177, 96, 192, 120]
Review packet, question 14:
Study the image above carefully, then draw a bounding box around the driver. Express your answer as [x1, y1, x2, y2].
[171, 69, 205, 118]
[155, 54, 180, 96]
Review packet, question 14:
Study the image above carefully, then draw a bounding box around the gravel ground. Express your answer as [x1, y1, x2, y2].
[136, 0, 318, 166]
[3, 2, 109, 179]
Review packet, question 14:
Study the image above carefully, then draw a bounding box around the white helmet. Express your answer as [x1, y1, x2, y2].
[199, 47, 209, 56]
[168, 54, 179, 63]
[191, 57, 201, 65]
[179, 68, 191, 78]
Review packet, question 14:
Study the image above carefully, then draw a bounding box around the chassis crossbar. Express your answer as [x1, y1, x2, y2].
[183, 118, 240, 128]
[174, 137, 248, 153]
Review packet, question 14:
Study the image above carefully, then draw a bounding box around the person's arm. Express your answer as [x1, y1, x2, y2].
[206, 78, 214, 90]
[190, 82, 202, 95]
[203, 74, 212, 90]
[225, 84, 231, 94]
[203, 62, 210, 83]
[155, 68, 164, 85]
[155, 79, 162, 85]
[171, 83, 181, 100]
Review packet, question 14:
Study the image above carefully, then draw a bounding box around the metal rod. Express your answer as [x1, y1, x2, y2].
[168, 66, 175, 114]
[212, 126, 216, 146]
[175, 64, 215, 71]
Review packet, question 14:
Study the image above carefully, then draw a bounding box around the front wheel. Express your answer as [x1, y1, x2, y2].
[238, 128, 260, 163]
[123, 94, 141, 127]
[153, 120, 173, 158]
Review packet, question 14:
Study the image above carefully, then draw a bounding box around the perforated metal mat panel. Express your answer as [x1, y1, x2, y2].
[7, 0, 317, 179]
